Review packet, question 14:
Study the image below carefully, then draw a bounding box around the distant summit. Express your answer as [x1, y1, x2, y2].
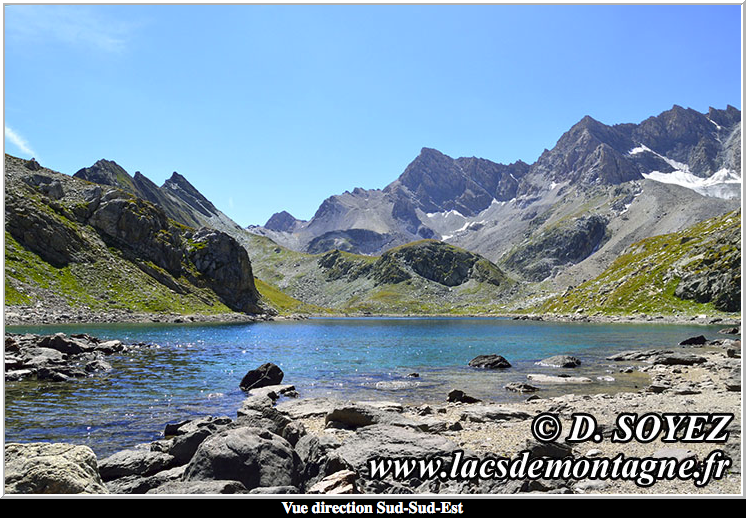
[264, 211, 301, 233]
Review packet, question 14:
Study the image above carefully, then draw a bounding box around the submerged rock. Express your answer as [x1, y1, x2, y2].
[536, 355, 581, 368]
[526, 374, 592, 384]
[468, 354, 511, 369]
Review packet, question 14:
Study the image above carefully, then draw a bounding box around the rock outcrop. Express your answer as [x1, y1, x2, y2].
[4, 154, 265, 316]
[4, 443, 108, 494]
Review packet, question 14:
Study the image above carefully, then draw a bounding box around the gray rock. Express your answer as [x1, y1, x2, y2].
[168, 428, 213, 465]
[468, 354, 511, 369]
[607, 349, 668, 361]
[95, 340, 126, 354]
[5, 369, 33, 381]
[35, 368, 73, 382]
[164, 415, 233, 437]
[333, 425, 458, 481]
[183, 426, 302, 491]
[307, 469, 358, 494]
[247, 384, 298, 401]
[84, 359, 112, 372]
[4, 442, 108, 494]
[98, 449, 176, 481]
[295, 433, 348, 488]
[652, 353, 707, 366]
[526, 373, 592, 384]
[38, 333, 90, 355]
[325, 404, 428, 431]
[537, 355, 581, 368]
[447, 389, 481, 404]
[146, 480, 247, 494]
[525, 439, 574, 459]
[276, 397, 340, 420]
[679, 335, 708, 346]
[574, 479, 608, 493]
[459, 405, 532, 423]
[235, 405, 293, 436]
[105, 465, 187, 494]
[281, 421, 306, 447]
[248, 485, 301, 494]
[504, 382, 539, 393]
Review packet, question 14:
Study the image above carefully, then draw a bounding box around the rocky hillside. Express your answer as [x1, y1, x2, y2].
[251, 105, 741, 290]
[244, 234, 518, 314]
[537, 210, 741, 316]
[73, 159, 244, 238]
[4, 154, 265, 317]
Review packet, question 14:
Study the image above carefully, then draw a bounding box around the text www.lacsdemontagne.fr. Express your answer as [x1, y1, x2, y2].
[367, 449, 731, 488]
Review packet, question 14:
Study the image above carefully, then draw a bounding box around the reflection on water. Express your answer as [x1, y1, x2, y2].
[4, 317, 724, 456]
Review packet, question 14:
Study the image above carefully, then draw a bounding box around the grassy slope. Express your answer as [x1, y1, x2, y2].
[4, 155, 241, 316]
[244, 233, 518, 314]
[536, 210, 741, 317]
[253, 277, 331, 315]
[5, 232, 233, 315]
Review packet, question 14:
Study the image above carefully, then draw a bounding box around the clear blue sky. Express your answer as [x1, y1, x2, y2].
[3, 4, 742, 226]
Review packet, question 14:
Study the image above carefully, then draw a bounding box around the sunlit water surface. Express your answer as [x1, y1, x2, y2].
[5, 317, 723, 456]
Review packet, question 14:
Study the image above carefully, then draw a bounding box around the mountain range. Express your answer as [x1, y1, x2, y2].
[4, 104, 741, 318]
[250, 104, 741, 286]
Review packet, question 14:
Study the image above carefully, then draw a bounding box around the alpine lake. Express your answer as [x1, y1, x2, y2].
[4, 317, 728, 457]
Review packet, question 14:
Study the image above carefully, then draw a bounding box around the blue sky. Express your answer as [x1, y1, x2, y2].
[3, 4, 742, 226]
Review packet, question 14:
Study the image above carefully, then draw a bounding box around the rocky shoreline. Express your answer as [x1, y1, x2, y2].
[3, 330, 741, 495]
[341, 312, 742, 326]
[4, 304, 740, 327]
[3, 306, 280, 326]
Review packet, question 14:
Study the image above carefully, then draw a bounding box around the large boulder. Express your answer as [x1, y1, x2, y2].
[240, 363, 284, 391]
[183, 427, 302, 491]
[4, 443, 108, 494]
[38, 333, 90, 355]
[98, 449, 176, 481]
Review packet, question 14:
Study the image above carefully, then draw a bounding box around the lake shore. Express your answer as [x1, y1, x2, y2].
[3, 304, 741, 327]
[4, 328, 741, 495]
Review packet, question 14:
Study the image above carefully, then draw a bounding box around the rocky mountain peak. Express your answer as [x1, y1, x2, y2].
[74, 159, 134, 192]
[163, 171, 217, 214]
[707, 105, 742, 129]
[264, 211, 300, 233]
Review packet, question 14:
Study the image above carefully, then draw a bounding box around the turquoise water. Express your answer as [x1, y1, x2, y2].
[4, 317, 726, 457]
